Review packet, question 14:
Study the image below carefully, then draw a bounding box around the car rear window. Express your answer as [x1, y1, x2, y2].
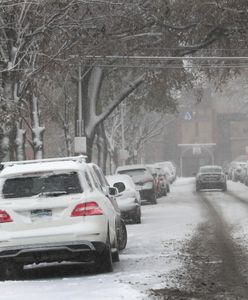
[2, 171, 82, 199]
[118, 169, 149, 177]
[200, 167, 222, 174]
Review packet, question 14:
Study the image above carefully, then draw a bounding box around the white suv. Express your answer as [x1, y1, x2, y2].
[0, 156, 119, 279]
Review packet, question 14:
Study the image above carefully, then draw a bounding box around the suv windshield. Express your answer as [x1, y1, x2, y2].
[2, 171, 82, 199]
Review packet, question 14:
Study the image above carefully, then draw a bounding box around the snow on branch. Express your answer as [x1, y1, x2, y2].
[97, 74, 144, 124]
[85, 72, 144, 138]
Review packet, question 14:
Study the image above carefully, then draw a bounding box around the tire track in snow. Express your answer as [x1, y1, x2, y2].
[150, 189, 248, 299]
[195, 191, 248, 298]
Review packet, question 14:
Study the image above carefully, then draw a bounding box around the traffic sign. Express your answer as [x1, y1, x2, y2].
[184, 112, 192, 121]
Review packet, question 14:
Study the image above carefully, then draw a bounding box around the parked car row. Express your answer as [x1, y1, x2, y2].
[115, 161, 176, 207]
[227, 160, 248, 186]
[0, 156, 176, 280]
[0, 156, 127, 279]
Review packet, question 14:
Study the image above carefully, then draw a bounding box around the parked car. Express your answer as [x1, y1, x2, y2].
[241, 163, 248, 186]
[0, 156, 121, 279]
[88, 163, 127, 251]
[116, 164, 157, 204]
[153, 164, 170, 196]
[239, 162, 248, 184]
[107, 174, 141, 224]
[157, 161, 176, 183]
[229, 161, 247, 182]
[146, 164, 161, 198]
[196, 165, 227, 192]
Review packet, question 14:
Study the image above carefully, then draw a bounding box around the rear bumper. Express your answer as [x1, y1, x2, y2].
[197, 181, 226, 189]
[121, 208, 139, 220]
[139, 189, 154, 200]
[0, 240, 106, 264]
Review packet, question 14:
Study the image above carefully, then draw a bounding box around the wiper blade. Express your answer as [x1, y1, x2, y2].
[37, 191, 67, 197]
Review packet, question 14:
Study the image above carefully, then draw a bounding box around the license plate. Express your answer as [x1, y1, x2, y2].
[31, 209, 52, 221]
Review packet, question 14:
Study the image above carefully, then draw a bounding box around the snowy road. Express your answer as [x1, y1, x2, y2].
[2, 178, 248, 299]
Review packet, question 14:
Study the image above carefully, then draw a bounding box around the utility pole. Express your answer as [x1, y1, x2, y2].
[78, 65, 82, 137]
[74, 65, 87, 155]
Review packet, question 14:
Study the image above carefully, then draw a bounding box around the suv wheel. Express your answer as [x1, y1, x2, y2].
[0, 262, 23, 280]
[150, 193, 157, 204]
[133, 208, 141, 224]
[112, 236, 120, 262]
[95, 233, 113, 273]
[117, 220, 127, 250]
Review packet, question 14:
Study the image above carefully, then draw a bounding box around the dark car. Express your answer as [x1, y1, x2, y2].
[116, 164, 157, 204]
[196, 165, 227, 192]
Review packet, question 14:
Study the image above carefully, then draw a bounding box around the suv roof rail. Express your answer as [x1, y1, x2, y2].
[2, 155, 87, 167]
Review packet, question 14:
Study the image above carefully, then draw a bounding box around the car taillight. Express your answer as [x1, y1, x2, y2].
[144, 177, 153, 183]
[71, 202, 103, 217]
[0, 210, 13, 223]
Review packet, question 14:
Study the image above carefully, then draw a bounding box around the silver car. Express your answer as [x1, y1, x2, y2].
[107, 174, 142, 224]
[196, 165, 227, 192]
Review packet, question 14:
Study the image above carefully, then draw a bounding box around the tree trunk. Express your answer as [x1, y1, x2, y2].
[1, 124, 11, 162]
[15, 120, 26, 161]
[86, 135, 94, 162]
[31, 95, 45, 159]
[96, 132, 102, 167]
[63, 122, 71, 156]
[101, 123, 108, 174]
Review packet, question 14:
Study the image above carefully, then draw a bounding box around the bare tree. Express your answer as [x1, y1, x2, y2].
[1, 0, 248, 161]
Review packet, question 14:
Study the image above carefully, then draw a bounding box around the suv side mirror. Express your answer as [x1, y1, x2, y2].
[113, 182, 126, 193]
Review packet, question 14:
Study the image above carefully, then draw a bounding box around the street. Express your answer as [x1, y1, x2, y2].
[2, 178, 248, 300]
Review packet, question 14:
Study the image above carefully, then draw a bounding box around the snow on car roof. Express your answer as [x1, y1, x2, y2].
[116, 164, 148, 172]
[0, 161, 88, 177]
[200, 165, 222, 169]
[106, 174, 135, 190]
[107, 174, 133, 184]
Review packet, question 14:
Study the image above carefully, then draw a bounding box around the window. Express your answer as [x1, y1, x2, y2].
[118, 168, 148, 177]
[84, 171, 93, 191]
[89, 169, 103, 191]
[2, 172, 82, 199]
[93, 165, 109, 187]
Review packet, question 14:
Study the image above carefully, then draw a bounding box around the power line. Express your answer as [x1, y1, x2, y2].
[83, 64, 248, 69]
[84, 55, 248, 60]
